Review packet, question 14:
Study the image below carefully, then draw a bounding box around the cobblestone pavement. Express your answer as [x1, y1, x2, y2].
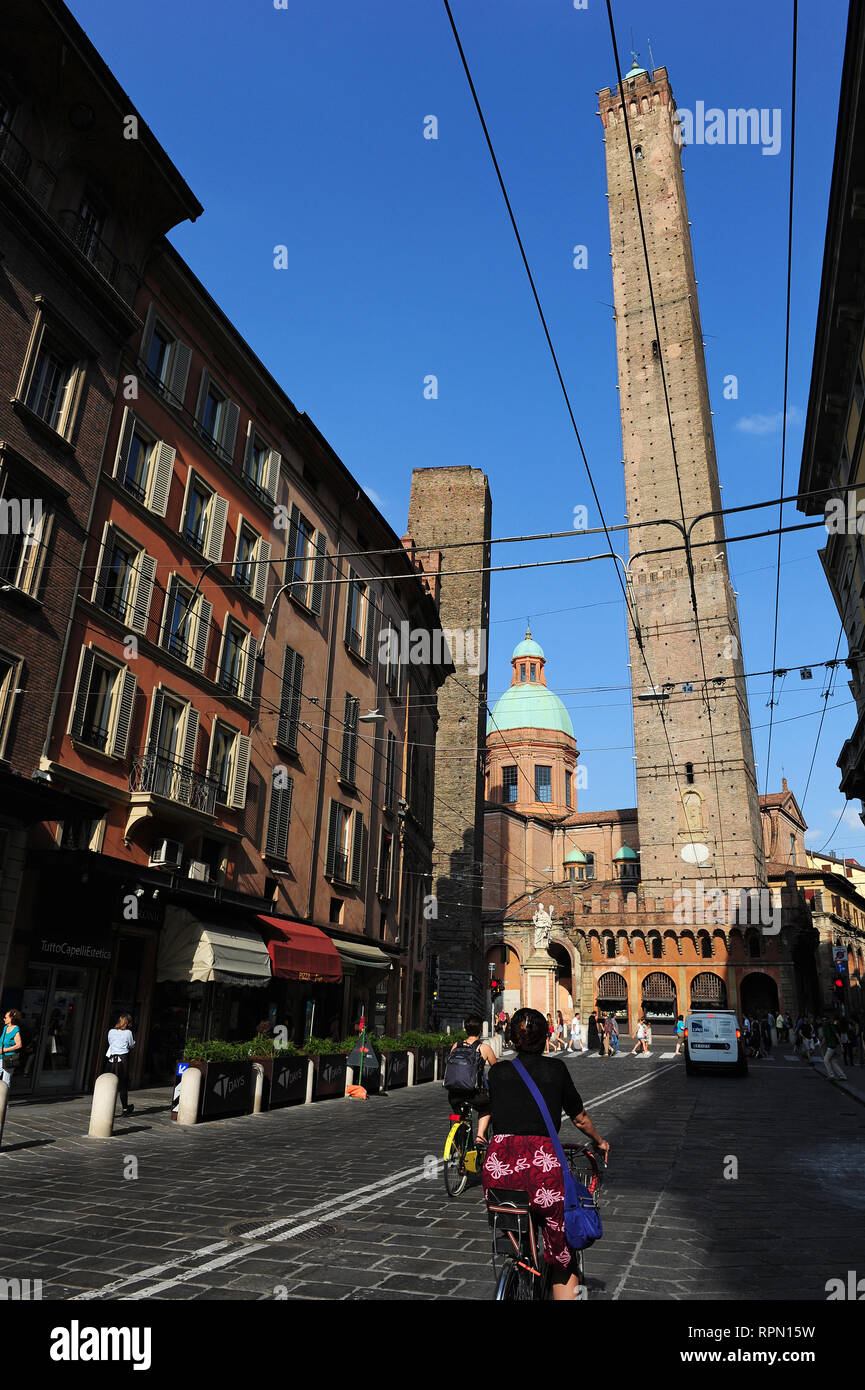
[1, 1049, 862, 1301]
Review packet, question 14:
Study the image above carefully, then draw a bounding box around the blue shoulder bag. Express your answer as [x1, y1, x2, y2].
[511, 1057, 603, 1252]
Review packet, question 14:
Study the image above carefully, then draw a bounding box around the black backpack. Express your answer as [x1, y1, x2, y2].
[443, 1039, 485, 1093]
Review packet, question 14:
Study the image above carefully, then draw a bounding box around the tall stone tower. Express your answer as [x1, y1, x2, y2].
[599, 63, 766, 896]
[407, 466, 491, 1027]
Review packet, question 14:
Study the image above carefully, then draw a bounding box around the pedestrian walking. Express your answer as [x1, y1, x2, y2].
[630, 1016, 649, 1056]
[569, 1012, 582, 1052]
[674, 1013, 685, 1057]
[776, 1011, 786, 1043]
[760, 1014, 772, 1053]
[0, 1009, 23, 1087]
[840, 1019, 854, 1069]
[821, 1017, 847, 1080]
[603, 1012, 619, 1057]
[587, 1011, 600, 1054]
[105, 1013, 136, 1117]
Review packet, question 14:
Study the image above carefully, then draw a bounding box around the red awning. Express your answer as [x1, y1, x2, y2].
[257, 917, 343, 984]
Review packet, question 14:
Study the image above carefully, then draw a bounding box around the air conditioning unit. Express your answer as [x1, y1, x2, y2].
[187, 861, 210, 882]
[149, 838, 183, 869]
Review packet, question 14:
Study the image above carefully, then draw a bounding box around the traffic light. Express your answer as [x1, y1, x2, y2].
[490, 976, 504, 997]
[834, 976, 845, 997]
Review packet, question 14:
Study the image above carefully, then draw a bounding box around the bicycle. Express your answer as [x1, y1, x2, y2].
[443, 1099, 481, 1198]
[486, 1143, 605, 1300]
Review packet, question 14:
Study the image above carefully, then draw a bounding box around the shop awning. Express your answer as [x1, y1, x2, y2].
[336, 940, 394, 973]
[257, 916, 343, 984]
[157, 908, 271, 987]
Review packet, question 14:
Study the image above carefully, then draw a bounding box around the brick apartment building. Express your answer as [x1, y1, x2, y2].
[0, 0, 450, 1097]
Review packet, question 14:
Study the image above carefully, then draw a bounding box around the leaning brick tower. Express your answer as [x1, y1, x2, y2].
[407, 466, 491, 1027]
[598, 62, 766, 897]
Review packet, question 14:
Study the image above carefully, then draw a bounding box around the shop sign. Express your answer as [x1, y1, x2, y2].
[32, 930, 113, 969]
[313, 1055, 346, 1099]
[385, 1051, 408, 1089]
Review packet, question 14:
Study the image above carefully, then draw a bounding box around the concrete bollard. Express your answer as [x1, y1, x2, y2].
[0, 1077, 9, 1150]
[379, 1054, 388, 1093]
[252, 1062, 265, 1115]
[304, 1058, 314, 1105]
[344, 1065, 354, 1096]
[407, 1051, 415, 1087]
[177, 1065, 202, 1126]
[88, 1073, 119, 1137]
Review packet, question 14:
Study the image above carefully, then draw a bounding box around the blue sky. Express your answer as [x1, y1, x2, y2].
[69, 0, 861, 857]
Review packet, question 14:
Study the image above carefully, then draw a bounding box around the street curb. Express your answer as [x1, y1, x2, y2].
[803, 1052, 865, 1107]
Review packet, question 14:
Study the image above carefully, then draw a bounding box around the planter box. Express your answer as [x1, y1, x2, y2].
[383, 1049, 408, 1089]
[253, 1055, 309, 1108]
[415, 1048, 435, 1083]
[312, 1054, 347, 1100]
[174, 1059, 254, 1119]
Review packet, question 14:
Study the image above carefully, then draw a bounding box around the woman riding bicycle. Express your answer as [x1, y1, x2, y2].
[481, 1007, 610, 1301]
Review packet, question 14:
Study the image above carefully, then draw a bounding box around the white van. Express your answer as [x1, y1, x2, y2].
[684, 1010, 748, 1076]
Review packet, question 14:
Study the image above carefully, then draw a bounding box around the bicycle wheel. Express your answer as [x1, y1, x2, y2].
[495, 1259, 536, 1301]
[444, 1122, 470, 1197]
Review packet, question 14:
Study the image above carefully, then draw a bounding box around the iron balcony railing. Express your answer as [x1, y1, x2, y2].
[0, 126, 31, 182]
[129, 750, 218, 815]
[57, 210, 137, 305]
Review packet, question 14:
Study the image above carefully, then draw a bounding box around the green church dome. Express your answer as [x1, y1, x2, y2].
[564, 847, 587, 864]
[512, 636, 545, 660]
[488, 683, 575, 737]
[613, 845, 639, 860]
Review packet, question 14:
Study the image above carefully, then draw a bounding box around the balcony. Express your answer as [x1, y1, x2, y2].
[0, 126, 31, 183]
[56, 210, 137, 306]
[129, 750, 218, 816]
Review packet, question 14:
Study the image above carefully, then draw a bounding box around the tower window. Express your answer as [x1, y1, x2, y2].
[685, 762, 694, 784]
[634, 145, 643, 160]
[502, 765, 518, 804]
[520, 663, 526, 681]
[529, 664, 536, 682]
[534, 766, 552, 803]
[651, 339, 659, 358]
[565, 772, 571, 808]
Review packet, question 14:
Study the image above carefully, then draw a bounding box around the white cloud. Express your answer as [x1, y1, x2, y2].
[734, 406, 803, 436]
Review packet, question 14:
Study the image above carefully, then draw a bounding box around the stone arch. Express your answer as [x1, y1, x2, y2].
[712, 928, 728, 955]
[641, 970, 678, 1031]
[647, 929, 663, 960]
[740, 971, 779, 1016]
[596, 970, 628, 1024]
[663, 930, 681, 957]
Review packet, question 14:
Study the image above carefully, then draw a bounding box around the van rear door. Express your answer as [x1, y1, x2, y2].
[688, 1012, 737, 1061]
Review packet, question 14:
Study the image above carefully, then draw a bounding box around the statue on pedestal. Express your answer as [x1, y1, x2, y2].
[532, 903, 554, 951]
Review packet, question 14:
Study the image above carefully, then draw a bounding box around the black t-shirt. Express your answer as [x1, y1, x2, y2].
[487, 1053, 584, 1137]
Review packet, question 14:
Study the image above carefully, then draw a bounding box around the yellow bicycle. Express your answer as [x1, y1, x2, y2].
[443, 1099, 480, 1197]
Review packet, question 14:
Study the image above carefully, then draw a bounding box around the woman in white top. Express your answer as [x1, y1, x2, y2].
[569, 1013, 582, 1051]
[105, 1014, 135, 1116]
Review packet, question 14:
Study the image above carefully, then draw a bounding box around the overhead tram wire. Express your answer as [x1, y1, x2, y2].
[765, 0, 799, 796]
[439, 0, 737, 885]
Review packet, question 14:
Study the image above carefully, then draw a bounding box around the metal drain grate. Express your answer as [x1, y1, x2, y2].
[221, 1217, 344, 1243]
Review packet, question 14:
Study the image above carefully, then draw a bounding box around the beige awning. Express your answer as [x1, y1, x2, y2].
[157, 908, 271, 987]
[335, 940, 394, 973]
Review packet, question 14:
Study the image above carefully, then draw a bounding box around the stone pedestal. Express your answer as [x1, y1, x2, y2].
[523, 949, 557, 1017]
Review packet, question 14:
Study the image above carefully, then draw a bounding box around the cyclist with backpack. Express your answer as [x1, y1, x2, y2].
[444, 1015, 498, 1147]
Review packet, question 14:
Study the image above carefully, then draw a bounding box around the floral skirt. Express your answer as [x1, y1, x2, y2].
[481, 1133, 570, 1268]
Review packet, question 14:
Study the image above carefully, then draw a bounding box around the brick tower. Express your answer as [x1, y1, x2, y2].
[599, 63, 766, 896]
[407, 466, 492, 1027]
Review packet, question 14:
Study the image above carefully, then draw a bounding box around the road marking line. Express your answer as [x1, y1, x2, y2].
[72, 1160, 426, 1301]
[78, 1061, 681, 1301]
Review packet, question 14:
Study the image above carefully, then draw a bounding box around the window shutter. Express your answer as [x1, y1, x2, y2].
[145, 687, 165, 754]
[110, 666, 137, 758]
[286, 502, 301, 595]
[91, 522, 114, 607]
[190, 594, 212, 674]
[277, 647, 303, 752]
[27, 509, 52, 598]
[343, 569, 356, 645]
[204, 494, 228, 563]
[363, 584, 376, 664]
[324, 799, 339, 878]
[264, 449, 281, 500]
[113, 407, 135, 479]
[148, 441, 175, 517]
[194, 368, 210, 426]
[67, 646, 96, 739]
[181, 705, 200, 770]
[340, 694, 358, 783]
[168, 341, 192, 406]
[221, 401, 239, 460]
[265, 777, 293, 859]
[309, 531, 327, 615]
[140, 302, 156, 361]
[229, 733, 251, 809]
[350, 810, 365, 887]
[251, 539, 271, 604]
[243, 419, 255, 471]
[129, 552, 157, 635]
[240, 634, 256, 703]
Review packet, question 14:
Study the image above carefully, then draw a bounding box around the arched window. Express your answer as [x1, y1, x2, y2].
[650, 935, 663, 959]
[747, 930, 760, 959]
[605, 935, 616, 959]
[699, 933, 712, 959]
[585, 852, 595, 881]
